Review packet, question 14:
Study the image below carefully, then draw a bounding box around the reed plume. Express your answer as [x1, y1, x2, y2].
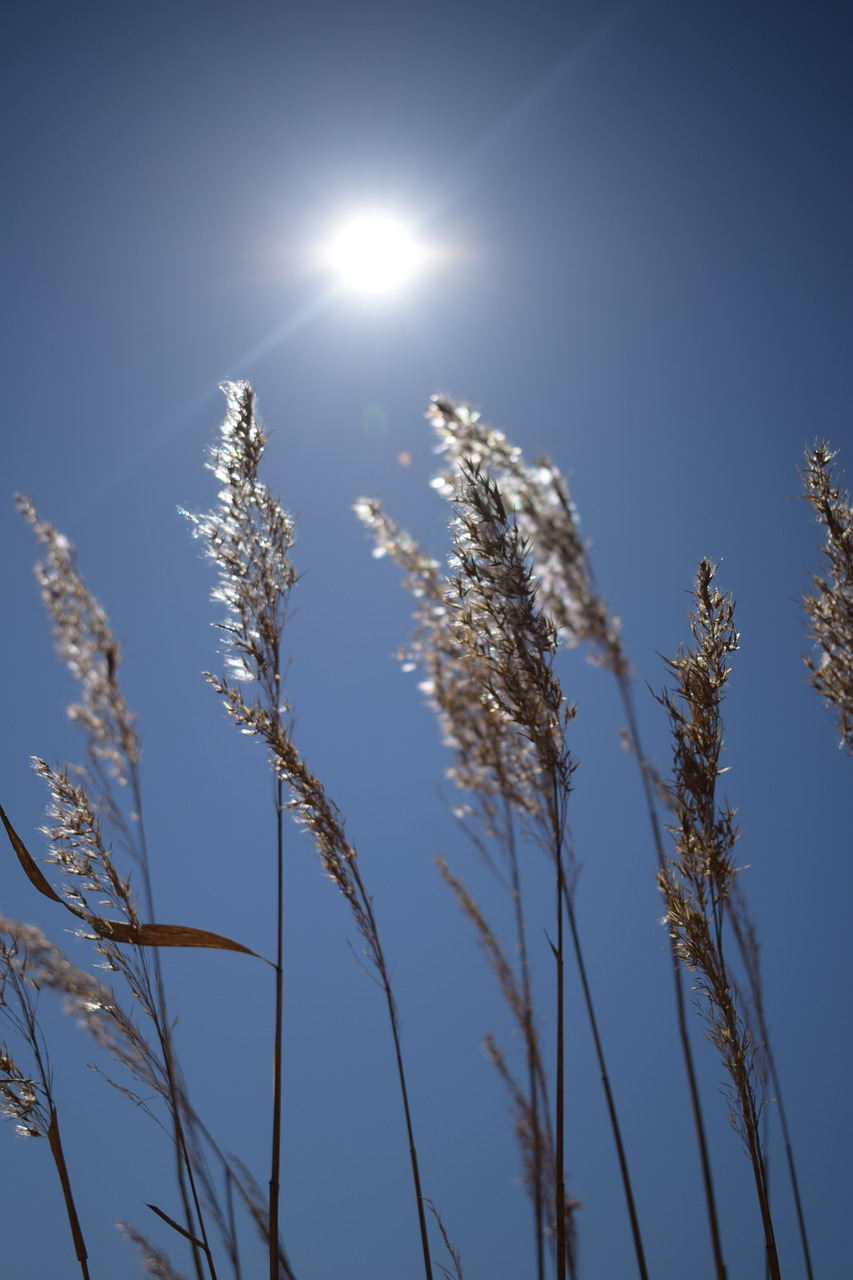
[446, 458, 574, 1278]
[189, 381, 434, 1280]
[185, 378, 295, 1280]
[800, 441, 853, 752]
[427, 399, 625, 672]
[657, 559, 780, 1280]
[16, 496, 140, 800]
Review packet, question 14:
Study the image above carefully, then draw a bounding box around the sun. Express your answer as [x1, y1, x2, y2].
[327, 213, 423, 296]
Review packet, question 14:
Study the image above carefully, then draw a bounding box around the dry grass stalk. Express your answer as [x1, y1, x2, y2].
[358, 430, 653, 1278]
[658, 559, 780, 1280]
[356, 500, 553, 1277]
[0, 916, 248, 1277]
[187, 379, 296, 1280]
[445, 457, 574, 1278]
[372, 405, 657, 1275]
[427, 396, 724, 1279]
[1, 938, 92, 1279]
[800, 441, 853, 752]
[449, 458, 650, 1279]
[0, 912, 248, 1276]
[483, 1035, 580, 1272]
[436, 855, 554, 1264]
[726, 885, 814, 1280]
[18, 498, 216, 1280]
[191, 382, 434, 1280]
[17, 764, 221, 1279]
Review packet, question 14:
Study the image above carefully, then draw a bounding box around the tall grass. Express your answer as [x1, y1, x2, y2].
[1, 385, 841, 1278]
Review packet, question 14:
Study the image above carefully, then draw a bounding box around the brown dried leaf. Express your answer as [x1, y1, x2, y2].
[0, 804, 263, 962]
[47, 1108, 89, 1267]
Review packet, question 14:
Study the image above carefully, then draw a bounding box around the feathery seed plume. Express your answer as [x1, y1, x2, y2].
[800, 442, 853, 752]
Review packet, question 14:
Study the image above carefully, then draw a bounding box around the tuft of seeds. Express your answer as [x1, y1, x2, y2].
[800, 441, 853, 752]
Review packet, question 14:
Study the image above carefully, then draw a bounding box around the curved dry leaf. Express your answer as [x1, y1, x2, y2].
[48, 1108, 89, 1267]
[0, 805, 64, 904]
[0, 804, 264, 963]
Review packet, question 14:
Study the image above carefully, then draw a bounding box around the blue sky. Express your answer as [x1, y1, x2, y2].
[2, 1, 851, 1276]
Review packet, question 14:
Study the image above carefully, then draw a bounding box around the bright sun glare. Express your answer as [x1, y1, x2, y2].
[327, 213, 423, 295]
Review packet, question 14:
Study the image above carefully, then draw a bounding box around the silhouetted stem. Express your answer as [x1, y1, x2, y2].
[770, 1049, 813, 1280]
[553, 790, 567, 1280]
[270, 657, 285, 1280]
[355, 865, 433, 1280]
[386, 990, 434, 1280]
[131, 764, 215, 1280]
[617, 673, 727, 1280]
[727, 898, 813, 1280]
[560, 879, 648, 1279]
[504, 803, 545, 1280]
[225, 1166, 244, 1280]
[755, 1145, 781, 1279]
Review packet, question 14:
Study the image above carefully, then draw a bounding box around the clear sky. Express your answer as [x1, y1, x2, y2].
[2, 1, 851, 1277]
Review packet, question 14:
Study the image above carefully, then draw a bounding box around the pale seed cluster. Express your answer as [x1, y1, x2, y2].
[195, 386, 394, 1014]
[447, 458, 574, 833]
[657, 560, 763, 1154]
[185, 380, 296, 703]
[801, 442, 853, 753]
[428, 396, 625, 675]
[0, 942, 53, 1139]
[354, 496, 541, 830]
[16, 497, 139, 788]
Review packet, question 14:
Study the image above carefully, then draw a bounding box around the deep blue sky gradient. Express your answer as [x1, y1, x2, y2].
[2, 2, 851, 1276]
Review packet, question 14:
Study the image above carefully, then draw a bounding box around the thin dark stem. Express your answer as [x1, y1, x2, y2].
[764, 1108, 771, 1280]
[767, 1040, 813, 1280]
[617, 673, 728, 1280]
[560, 878, 648, 1279]
[176, 1103, 220, 1280]
[725, 1005, 780, 1280]
[504, 802, 545, 1280]
[130, 764, 214, 1280]
[728, 897, 813, 1280]
[353, 863, 433, 1280]
[753, 1148, 780, 1279]
[226, 1165, 243, 1280]
[552, 786, 567, 1280]
[386, 985, 434, 1280]
[270, 662, 285, 1280]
